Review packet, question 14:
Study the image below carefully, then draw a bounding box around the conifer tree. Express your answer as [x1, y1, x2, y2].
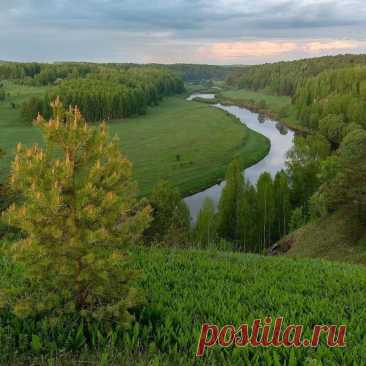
[1, 98, 151, 326]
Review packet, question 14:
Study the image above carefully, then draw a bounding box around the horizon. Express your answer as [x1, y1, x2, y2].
[1, 52, 364, 67]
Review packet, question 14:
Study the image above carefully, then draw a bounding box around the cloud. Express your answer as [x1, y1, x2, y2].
[202, 41, 298, 59]
[304, 40, 366, 52]
[199, 38, 366, 63]
[1, 0, 366, 63]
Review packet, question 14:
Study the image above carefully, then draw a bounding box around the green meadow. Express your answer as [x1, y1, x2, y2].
[2, 248, 364, 364]
[0, 83, 269, 196]
[219, 88, 302, 131]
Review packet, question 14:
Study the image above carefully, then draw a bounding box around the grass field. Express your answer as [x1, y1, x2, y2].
[2, 247, 365, 364]
[0, 82, 269, 196]
[0, 82, 46, 181]
[219, 88, 304, 132]
[221, 89, 292, 109]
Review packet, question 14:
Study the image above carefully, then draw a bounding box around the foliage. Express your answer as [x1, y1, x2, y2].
[194, 197, 217, 248]
[217, 161, 293, 252]
[273, 171, 291, 240]
[46, 68, 184, 121]
[289, 206, 306, 233]
[1, 248, 365, 364]
[318, 114, 346, 145]
[20, 96, 44, 123]
[164, 64, 243, 82]
[0, 87, 5, 102]
[236, 184, 258, 251]
[0, 98, 151, 326]
[0, 61, 96, 85]
[286, 134, 330, 214]
[294, 66, 366, 131]
[256, 172, 275, 250]
[321, 129, 366, 222]
[145, 180, 190, 246]
[226, 54, 366, 96]
[217, 159, 244, 241]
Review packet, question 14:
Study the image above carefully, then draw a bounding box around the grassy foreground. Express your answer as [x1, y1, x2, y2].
[0, 83, 269, 196]
[2, 247, 365, 365]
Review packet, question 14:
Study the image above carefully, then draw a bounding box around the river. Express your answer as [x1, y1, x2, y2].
[184, 94, 295, 220]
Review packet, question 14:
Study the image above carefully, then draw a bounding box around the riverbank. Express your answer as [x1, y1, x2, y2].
[0, 86, 269, 198]
[191, 87, 309, 134]
[185, 100, 294, 220]
[110, 96, 270, 197]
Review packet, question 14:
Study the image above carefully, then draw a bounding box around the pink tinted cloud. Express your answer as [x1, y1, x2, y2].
[202, 41, 298, 59]
[200, 39, 366, 62]
[304, 40, 364, 52]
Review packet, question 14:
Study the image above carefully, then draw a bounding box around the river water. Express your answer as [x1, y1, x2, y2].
[184, 94, 295, 220]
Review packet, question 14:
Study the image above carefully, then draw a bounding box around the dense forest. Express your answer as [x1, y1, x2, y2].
[294, 66, 366, 132]
[222, 54, 366, 253]
[0, 60, 238, 87]
[19, 66, 184, 122]
[227, 54, 366, 96]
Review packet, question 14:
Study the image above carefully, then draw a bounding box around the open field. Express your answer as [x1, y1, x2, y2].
[0, 83, 269, 196]
[2, 247, 365, 364]
[110, 97, 269, 196]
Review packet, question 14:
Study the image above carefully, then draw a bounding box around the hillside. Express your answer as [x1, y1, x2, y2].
[2, 247, 366, 365]
[279, 209, 366, 265]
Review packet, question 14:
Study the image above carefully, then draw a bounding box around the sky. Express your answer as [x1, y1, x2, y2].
[1, 0, 366, 65]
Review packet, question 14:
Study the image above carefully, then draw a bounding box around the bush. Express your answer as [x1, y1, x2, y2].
[20, 96, 43, 123]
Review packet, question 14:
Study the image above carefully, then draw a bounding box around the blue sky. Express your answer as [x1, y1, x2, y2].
[1, 0, 366, 64]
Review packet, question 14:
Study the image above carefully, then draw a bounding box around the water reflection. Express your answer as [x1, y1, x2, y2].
[186, 93, 216, 101]
[258, 113, 266, 124]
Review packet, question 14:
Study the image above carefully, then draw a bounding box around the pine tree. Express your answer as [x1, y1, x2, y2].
[1, 98, 151, 326]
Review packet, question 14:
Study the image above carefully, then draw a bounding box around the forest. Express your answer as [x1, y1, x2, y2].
[227, 54, 366, 96]
[20, 67, 184, 122]
[216, 54, 366, 253]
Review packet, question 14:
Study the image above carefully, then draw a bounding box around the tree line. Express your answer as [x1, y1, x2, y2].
[0, 61, 97, 86]
[294, 66, 366, 134]
[0, 61, 240, 87]
[21, 67, 184, 122]
[227, 54, 366, 96]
